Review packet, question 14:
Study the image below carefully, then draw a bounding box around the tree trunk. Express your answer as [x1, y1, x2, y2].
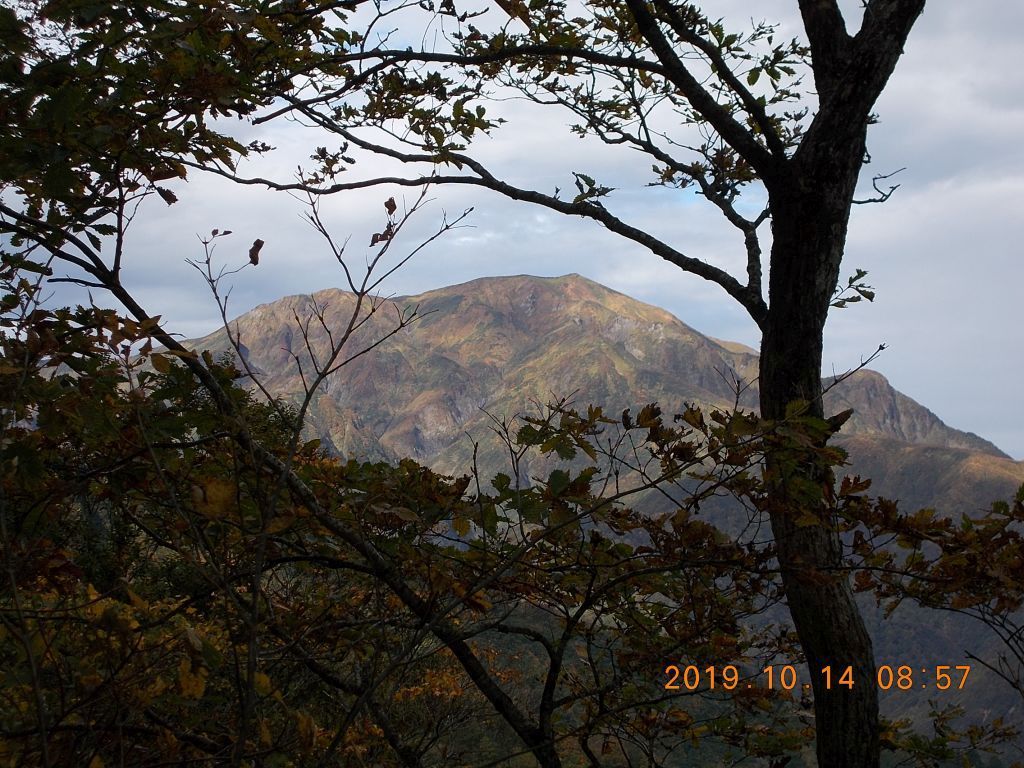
[760, 157, 879, 767]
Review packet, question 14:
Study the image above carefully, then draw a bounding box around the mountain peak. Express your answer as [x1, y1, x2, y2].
[188, 274, 1011, 470]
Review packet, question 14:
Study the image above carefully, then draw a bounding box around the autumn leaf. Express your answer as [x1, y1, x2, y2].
[178, 658, 207, 699]
[151, 353, 171, 373]
[495, 0, 533, 28]
[249, 238, 264, 265]
[369, 222, 394, 246]
[384, 196, 396, 215]
[254, 671, 272, 695]
[295, 711, 318, 752]
[259, 719, 273, 748]
[392, 506, 418, 522]
[147, 164, 184, 182]
[192, 477, 235, 518]
[462, 591, 492, 613]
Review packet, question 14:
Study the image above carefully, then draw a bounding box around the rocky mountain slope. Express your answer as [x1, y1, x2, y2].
[189, 273, 1021, 516]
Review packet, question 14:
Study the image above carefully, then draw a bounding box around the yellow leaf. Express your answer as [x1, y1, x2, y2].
[295, 711, 318, 752]
[473, 594, 493, 612]
[667, 709, 693, 727]
[178, 658, 207, 700]
[125, 585, 148, 611]
[950, 593, 980, 610]
[143, 676, 168, 702]
[254, 671, 272, 695]
[79, 673, 104, 692]
[88, 757, 104, 768]
[84, 583, 106, 619]
[795, 511, 820, 527]
[265, 515, 294, 534]
[150, 353, 171, 373]
[194, 477, 235, 518]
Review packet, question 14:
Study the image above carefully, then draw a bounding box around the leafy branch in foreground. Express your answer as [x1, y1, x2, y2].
[4, 244, 1018, 765]
[846, 479, 1024, 710]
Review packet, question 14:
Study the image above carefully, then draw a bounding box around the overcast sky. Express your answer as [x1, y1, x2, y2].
[50, 2, 1024, 459]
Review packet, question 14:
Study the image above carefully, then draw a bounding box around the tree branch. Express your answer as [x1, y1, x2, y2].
[651, 0, 788, 158]
[621, 0, 781, 180]
[858, 0, 928, 46]
[798, 0, 853, 95]
[256, 45, 670, 126]
[188, 130, 768, 327]
[852, 167, 904, 204]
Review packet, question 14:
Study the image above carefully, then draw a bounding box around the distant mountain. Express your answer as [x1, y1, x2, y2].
[189, 273, 1021, 516]
[187, 273, 1024, 736]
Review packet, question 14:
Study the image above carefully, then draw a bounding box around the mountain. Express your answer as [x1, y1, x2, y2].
[187, 273, 1024, 736]
[189, 273, 1021, 516]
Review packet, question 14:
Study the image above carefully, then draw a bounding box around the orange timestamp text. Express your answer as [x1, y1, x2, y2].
[664, 664, 971, 692]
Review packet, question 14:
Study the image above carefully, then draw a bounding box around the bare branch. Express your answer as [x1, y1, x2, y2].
[651, 0, 788, 158]
[188, 132, 768, 327]
[852, 167, 904, 205]
[622, 0, 781, 180]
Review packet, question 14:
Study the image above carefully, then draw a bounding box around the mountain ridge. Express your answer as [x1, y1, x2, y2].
[190, 273, 1020, 513]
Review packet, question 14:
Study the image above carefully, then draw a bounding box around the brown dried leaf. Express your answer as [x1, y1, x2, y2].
[249, 238, 264, 265]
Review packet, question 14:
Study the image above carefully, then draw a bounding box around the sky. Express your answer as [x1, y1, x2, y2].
[48, 2, 1024, 459]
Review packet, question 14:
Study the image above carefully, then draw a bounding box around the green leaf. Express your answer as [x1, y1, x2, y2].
[547, 469, 570, 496]
[492, 472, 511, 494]
[519, 495, 546, 525]
[516, 424, 541, 446]
[784, 399, 810, 419]
[480, 504, 498, 536]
